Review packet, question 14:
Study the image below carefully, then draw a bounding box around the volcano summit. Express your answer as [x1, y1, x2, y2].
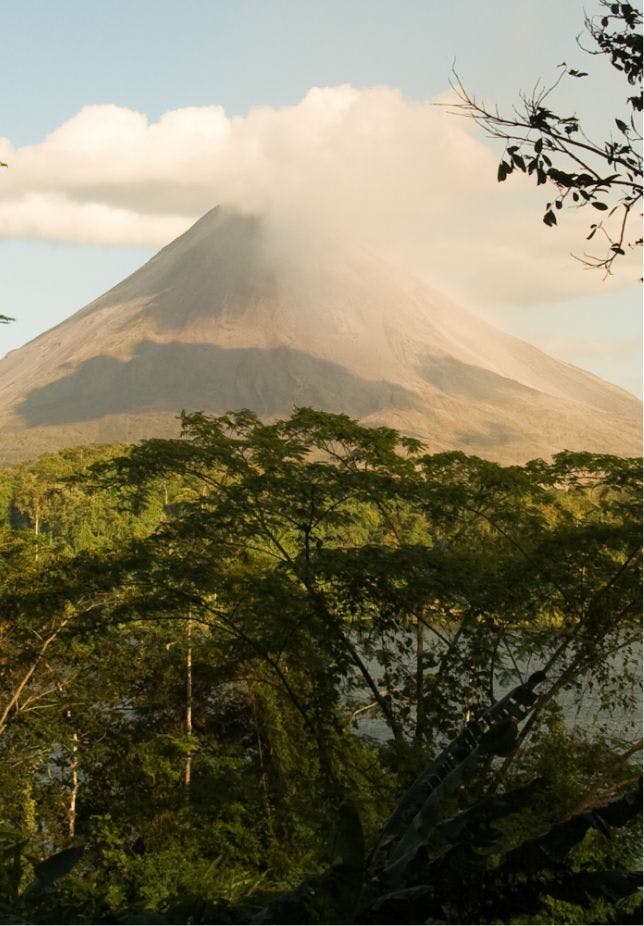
[0, 206, 640, 464]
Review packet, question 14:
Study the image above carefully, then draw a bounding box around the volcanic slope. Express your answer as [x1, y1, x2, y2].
[0, 206, 640, 464]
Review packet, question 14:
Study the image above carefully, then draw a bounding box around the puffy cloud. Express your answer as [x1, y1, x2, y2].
[0, 87, 638, 305]
[0, 193, 188, 246]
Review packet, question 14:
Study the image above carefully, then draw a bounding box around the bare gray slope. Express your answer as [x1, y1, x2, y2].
[0, 206, 640, 464]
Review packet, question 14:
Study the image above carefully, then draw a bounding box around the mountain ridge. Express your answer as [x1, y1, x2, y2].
[0, 205, 640, 465]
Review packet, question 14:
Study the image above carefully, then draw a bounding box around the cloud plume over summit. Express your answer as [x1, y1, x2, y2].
[0, 86, 637, 305]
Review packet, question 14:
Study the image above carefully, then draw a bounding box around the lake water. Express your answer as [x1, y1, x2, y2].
[347, 631, 643, 745]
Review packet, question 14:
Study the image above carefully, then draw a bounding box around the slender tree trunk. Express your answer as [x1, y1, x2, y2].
[414, 612, 425, 742]
[251, 689, 275, 839]
[184, 614, 193, 794]
[34, 503, 40, 564]
[68, 731, 79, 839]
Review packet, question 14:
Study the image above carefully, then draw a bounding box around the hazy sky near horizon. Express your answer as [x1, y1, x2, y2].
[0, 0, 641, 396]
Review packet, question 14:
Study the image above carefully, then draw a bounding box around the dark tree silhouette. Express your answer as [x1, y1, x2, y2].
[450, 1, 642, 276]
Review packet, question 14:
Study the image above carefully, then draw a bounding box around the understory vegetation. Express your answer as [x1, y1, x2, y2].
[0, 408, 641, 924]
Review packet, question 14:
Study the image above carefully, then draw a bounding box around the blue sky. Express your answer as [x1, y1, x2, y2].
[2, 0, 595, 143]
[0, 0, 641, 395]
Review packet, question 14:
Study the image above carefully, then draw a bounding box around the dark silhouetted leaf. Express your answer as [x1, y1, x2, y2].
[22, 846, 84, 900]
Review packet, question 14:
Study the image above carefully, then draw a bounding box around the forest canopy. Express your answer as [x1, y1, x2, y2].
[0, 409, 641, 924]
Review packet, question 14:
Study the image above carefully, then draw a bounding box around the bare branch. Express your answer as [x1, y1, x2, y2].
[442, 2, 643, 276]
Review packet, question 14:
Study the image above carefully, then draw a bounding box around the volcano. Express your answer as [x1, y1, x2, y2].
[0, 206, 640, 464]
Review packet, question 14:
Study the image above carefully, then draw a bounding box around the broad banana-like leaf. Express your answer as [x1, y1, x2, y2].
[426, 776, 546, 859]
[486, 869, 642, 918]
[371, 669, 546, 868]
[373, 671, 547, 883]
[21, 846, 84, 900]
[384, 749, 480, 883]
[496, 778, 643, 877]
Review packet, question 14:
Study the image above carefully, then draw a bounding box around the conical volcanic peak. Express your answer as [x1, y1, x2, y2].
[78, 206, 280, 330]
[0, 205, 640, 464]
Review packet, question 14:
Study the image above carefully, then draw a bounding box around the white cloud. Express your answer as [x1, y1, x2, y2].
[0, 87, 638, 305]
[0, 193, 188, 246]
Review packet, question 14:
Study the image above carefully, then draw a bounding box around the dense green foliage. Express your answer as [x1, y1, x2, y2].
[0, 409, 641, 923]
